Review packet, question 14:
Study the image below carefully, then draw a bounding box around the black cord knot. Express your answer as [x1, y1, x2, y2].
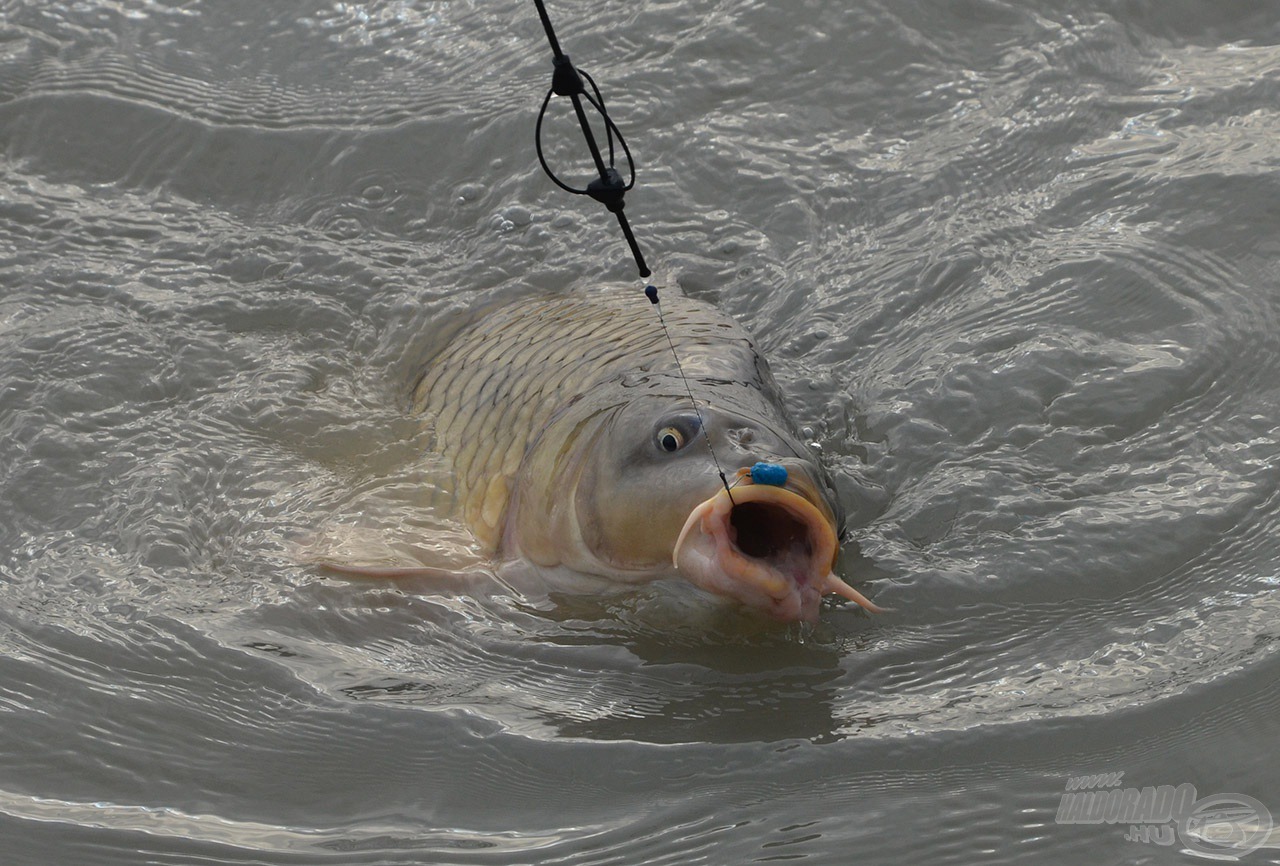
[587, 167, 627, 212]
[550, 54, 584, 97]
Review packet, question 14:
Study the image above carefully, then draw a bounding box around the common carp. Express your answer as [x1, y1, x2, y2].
[321, 284, 881, 623]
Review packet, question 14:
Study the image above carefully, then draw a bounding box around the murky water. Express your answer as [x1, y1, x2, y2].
[4, 1, 1280, 863]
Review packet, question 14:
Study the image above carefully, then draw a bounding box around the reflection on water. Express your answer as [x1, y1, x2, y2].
[3, 0, 1280, 864]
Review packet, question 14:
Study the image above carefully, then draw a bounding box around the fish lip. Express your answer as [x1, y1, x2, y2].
[672, 479, 839, 622]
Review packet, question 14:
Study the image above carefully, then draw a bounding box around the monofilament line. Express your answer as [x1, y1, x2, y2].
[646, 287, 736, 504]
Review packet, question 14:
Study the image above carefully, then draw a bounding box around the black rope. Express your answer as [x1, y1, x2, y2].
[534, 71, 633, 196]
[531, 0, 648, 279]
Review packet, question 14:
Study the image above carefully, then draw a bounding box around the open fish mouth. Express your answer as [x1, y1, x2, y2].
[672, 481, 883, 622]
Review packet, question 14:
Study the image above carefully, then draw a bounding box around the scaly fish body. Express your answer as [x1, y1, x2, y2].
[403, 287, 880, 622]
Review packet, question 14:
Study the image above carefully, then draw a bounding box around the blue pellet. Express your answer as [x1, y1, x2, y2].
[750, 462, 788, 486]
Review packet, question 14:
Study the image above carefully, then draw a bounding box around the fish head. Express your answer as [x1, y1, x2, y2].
[508, 391, 872, 622]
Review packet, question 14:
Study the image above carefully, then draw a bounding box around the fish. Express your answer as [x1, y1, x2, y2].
[317, 284, 882, 623]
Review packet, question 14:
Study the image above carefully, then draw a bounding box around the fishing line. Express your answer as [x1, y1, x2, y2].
[529, 0, 736, 502]
[645, 285, 735, 501]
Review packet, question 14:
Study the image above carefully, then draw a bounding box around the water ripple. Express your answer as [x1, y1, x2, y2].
[4, 1, 1280, 864]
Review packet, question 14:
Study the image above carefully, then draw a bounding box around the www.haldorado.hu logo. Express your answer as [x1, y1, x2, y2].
[1056, 772, 1273, 858]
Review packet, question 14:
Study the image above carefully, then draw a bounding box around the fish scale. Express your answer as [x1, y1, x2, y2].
[411, 290, 759, 549]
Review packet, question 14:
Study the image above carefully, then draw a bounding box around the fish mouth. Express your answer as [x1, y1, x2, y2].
[672, 481, 883, 622]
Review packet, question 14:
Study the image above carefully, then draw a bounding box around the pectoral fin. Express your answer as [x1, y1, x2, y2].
[294, 459, 491, 582]
[293, 522, 488, 580]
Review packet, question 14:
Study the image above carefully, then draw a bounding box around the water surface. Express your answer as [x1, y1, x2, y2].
[3, 1, 1280, 863]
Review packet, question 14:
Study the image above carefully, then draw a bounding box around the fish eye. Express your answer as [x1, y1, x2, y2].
[657, 427, 685, 452]
[654, 414, 701, 454]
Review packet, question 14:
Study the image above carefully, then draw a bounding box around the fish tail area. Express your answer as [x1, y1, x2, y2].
[822, 572, 887, 614]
